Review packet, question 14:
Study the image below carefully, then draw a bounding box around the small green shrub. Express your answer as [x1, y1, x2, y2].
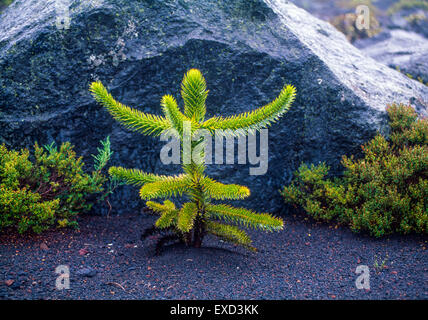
[330, 13, 381, 42]
[0, 0, 13, 7]
[0, 138, 112, 234]
[282, 103, 427, 237]
[388, 0, 428, 15]
[0, 0, 13, 13]
[332, 0, 381, 42]
[395, 66, 428, 87]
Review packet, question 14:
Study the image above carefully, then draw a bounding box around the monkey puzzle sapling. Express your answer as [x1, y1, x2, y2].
[90, 69, 296, 251]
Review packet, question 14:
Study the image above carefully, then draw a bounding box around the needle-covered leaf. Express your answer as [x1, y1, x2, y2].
[147, 200, 176, 213]
[146, 200, 179, 229]
[109, 167, 175, 186]
[90, 81, 170, 136]
[202, 85, 296, 136]
[206, 221, 256, 251]
[139, 174, 189, 200]
[181, 69, 208, 122]
[161, 94, 189, 136]
[207, 204, 284, 231]
[177, 202, 198, 232]
[201, 177, 250, 200]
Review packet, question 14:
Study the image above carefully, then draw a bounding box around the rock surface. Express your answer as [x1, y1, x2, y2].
[357, 30, 428, 84]
[290, 0, 398, 22]
[292, 1, 428, 87]
[0, 0, 427, 213]
[76, 267, 97, 278]
[387, 7, 428, 38]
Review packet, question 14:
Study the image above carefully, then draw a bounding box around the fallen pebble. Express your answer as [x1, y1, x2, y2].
[76, 267, 97, 278]
[4, 280, 14, 286]
[79, 248, 89, 256]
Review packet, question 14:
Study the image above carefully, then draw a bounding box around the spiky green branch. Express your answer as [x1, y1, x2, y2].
[202, 84, 296, 136]
[90, 81, 170, 136]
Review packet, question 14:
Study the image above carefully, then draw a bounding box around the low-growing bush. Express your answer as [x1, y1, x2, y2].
[332, 0, 381, 42]
[281, 104, 427, 237]
[0, 0, 13, 13]
[387, 0, 428, 15]
[330, 13, 381, 42]
[0, 138, 112, 233]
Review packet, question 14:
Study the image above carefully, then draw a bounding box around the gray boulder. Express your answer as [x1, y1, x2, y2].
[387, 7, 428, 38]
[76, 267, 97, 278]
[357, 29, 428, 84]
[0, 0, 427, 214]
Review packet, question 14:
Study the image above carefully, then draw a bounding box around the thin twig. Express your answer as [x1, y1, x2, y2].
[106, 282, 126, 292]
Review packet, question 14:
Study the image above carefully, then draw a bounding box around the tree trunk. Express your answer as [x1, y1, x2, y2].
[192, 215, 205, 248]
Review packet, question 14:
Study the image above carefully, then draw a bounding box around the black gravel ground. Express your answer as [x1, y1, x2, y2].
[0, 210, 426, 300]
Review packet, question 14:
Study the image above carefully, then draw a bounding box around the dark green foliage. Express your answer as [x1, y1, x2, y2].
[387, 0, 428, 15]
[282, 104, 427, 237]
[0, 0, 13, 13]
[331, 0, 381, 42]
[0, 139, 111, 234]
[0, 0, 13, 7]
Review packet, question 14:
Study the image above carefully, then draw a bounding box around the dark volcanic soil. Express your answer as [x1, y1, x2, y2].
[0, 210, 426, 300]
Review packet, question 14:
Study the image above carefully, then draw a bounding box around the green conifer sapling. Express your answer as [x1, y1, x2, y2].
[90, 69, 296, 251]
